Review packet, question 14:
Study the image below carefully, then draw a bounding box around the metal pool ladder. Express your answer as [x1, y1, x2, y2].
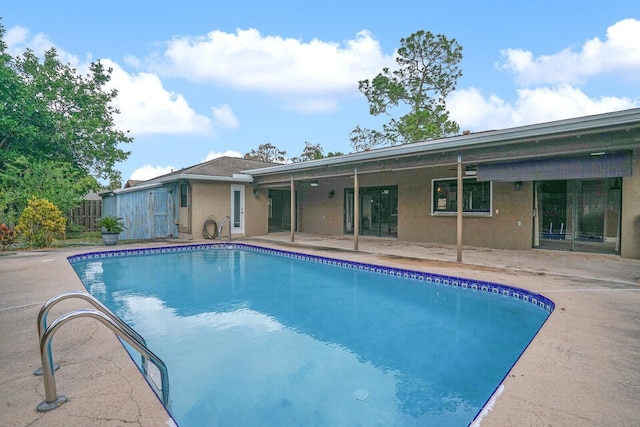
[34, 291, 170, 412]
[218, 215, 231, 240]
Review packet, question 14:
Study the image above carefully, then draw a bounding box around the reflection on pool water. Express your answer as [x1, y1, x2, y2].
[69, 244, 553, 427]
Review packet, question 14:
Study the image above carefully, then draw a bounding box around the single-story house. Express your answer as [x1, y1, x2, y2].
[102, 107, 640, 259]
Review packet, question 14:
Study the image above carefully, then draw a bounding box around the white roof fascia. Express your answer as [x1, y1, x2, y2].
[100, 182, 164, 196]
[243, 107, 640, 175]
[158, 173, 254, 183]
[102, 174, 254, 196]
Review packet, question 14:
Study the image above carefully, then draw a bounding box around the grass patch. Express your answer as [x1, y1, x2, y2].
[1, 230, 168, 252]
[53, 231, 104, 247]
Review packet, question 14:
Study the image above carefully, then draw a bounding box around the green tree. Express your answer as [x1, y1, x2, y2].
[350, 30, 462, 151]
[0, 155, 98, 224]
[290, 142, 344, 163]
[243, 143, 287, 163]
[5, 47, 132, 181]
[0, 21, 131, 222]
[291, 141, 324, 163]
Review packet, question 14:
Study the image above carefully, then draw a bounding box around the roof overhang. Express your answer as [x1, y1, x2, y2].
[243, 108, 640, 186]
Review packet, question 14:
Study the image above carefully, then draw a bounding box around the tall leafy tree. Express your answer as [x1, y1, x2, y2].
[243, 143, 287, 163]
[350, 30, 463, 151]
[290, 142, 344, 163]
[291, 141, 324, 163]
[0, 21, 132, 223]
[7, 48, 132, 180]
[0, 156, 98, 224]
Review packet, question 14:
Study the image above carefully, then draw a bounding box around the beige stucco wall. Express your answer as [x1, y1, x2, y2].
[295, 167, 534, 251]
[177, 181, 268, 240]
[621, 148, 640, 258]
[184, 181, 230, 239]
[245, 187, 269, 236]
[395, 168, 532, 250]
[296, 178, 351, 236]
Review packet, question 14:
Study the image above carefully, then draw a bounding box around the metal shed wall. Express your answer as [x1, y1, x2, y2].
[101, 186, 177, 239]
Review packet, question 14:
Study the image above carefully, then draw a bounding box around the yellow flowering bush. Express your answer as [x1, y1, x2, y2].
[16, 196, 66, 248]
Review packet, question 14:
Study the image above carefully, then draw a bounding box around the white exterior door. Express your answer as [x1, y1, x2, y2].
[231, 185, 245, 234]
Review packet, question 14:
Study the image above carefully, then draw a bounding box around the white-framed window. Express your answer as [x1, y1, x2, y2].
[431, 178, 492, 216]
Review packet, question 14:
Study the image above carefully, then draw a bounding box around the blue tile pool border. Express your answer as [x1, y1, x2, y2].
[68, 242, 555, 314]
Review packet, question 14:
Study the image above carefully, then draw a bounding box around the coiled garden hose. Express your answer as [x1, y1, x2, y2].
[202, 217, 218, 239]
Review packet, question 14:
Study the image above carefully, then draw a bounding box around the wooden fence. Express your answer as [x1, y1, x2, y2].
[68, 199, 101, 232]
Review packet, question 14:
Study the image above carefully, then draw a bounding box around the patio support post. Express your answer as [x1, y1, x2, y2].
[457, 155, 463, 263]
[290, 176, 295, 242]
[354, 168, 359, 251]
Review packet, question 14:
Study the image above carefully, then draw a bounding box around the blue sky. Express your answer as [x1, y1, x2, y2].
[3, 1, 639, 182]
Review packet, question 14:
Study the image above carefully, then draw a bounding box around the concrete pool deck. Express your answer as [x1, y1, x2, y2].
[1, 234, 639, 426]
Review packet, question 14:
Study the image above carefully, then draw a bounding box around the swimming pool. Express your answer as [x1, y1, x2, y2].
[69, 243, 553, 426]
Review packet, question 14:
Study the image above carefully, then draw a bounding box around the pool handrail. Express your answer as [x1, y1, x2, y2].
[34, 291, 169, 412]
[37, 308, 170, 411]
[34, 290, 147, 376]
[218, 215, 231, 240]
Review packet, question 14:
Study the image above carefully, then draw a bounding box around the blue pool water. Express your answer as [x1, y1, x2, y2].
[70, 244, 553, 426]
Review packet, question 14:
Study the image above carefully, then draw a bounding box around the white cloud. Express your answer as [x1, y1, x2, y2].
[203, 150, 242, 161]
[449, 85, 637, 131]
[5, 26, 215, 138]
[498, 18, 640, 86]
[130, 164, 176, 181]
[102, 59, 214, 136]
[451, 18, 640, 131]
[212, 104, 239, 129]
[151, 28, 393, 98]
[5, 25, 82, 66]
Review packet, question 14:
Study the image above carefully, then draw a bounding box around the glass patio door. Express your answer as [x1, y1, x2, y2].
[230, 185, 245, 234]
[344, 186, 397, 237]
[535, 178, 621, 254]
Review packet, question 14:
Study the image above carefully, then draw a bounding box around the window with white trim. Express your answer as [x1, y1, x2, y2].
[432, 178, 492, 215]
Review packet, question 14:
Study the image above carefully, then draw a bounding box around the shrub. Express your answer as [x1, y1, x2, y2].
[0, 223, 16, 250]
[16, 196, 66, 248]
[66, 222, 85, 237]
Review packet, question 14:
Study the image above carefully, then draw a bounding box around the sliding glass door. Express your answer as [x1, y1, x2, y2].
[535, 178, 621, 254]
[344, 186, 398, 237]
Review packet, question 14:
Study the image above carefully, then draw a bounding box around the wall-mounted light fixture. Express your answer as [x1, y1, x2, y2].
[253, 188, 260, 197]
[310, 180, 319, 187]
[513, 181, 523, 191]
[328, 190, 335, 199]
[464, 165, 477, 176]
